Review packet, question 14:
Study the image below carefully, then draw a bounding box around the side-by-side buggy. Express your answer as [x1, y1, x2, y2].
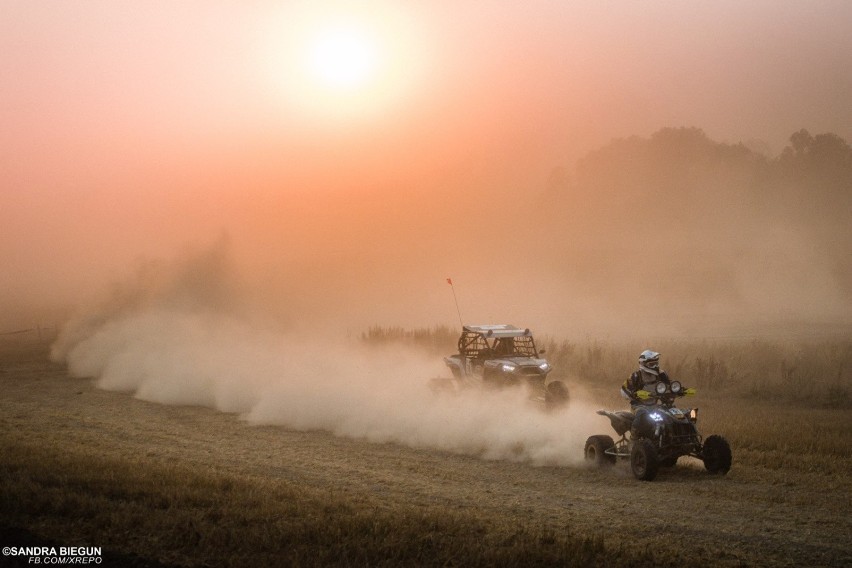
[431, 325, 569, 407]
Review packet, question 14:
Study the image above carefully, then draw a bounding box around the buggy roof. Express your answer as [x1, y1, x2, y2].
[462, 325, 531, 338]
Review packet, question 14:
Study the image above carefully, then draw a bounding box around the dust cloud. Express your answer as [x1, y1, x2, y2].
[51, 241, 600, 467]
[13, 127, 849, 341]
[45, 126, 852, 464]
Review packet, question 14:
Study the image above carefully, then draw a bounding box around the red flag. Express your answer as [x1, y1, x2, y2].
[446, 278, 453, 285]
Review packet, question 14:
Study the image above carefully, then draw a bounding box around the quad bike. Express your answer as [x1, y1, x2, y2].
[584, 381, 731, 481]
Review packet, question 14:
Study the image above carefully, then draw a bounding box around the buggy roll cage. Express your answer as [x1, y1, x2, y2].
[457, 325, 539, 358]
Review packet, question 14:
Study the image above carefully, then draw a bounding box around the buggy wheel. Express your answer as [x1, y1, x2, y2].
[702, 435, 732, 474]
[545, 381, 569, 409]
[630, 439, 659, 481]
[584, 435, 616, 467]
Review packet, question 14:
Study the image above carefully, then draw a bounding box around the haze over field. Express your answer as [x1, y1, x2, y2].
[2, 1, 851, 338]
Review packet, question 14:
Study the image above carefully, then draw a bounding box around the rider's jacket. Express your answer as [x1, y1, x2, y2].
[621, 370, 672, 407]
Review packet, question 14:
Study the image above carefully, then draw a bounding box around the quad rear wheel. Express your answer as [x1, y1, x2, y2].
[584, 435, 616, 467]
[630, 439, 659, 481]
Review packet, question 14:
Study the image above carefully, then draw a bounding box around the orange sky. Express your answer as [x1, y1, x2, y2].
[2, 1, 851, 333]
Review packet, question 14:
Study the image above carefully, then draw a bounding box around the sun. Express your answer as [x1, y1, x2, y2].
[259, 5, 426, 122]
[306, 25, 380, 91]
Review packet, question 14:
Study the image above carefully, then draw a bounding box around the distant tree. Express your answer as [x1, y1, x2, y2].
[774, 129, 852, 298]
[780, 129, 852, 177]
[787, 128, 815, 157]
[810, 132, 852, 170]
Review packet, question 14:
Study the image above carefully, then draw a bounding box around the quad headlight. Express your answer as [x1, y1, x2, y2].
[655, 382, 668, 395]
[671, 381, 682, 394]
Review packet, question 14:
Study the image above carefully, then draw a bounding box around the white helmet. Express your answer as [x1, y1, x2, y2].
[639, 350, 660, 375]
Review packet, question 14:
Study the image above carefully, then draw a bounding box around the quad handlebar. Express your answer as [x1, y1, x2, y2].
[635, 380, 696, 405]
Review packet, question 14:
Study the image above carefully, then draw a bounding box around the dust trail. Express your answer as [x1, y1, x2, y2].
[51, 243, 600, 466]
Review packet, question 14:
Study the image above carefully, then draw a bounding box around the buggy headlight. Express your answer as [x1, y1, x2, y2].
[655, 382, 668, 395]
[539, 362, 551, 371]
[502, 363, 518, 373]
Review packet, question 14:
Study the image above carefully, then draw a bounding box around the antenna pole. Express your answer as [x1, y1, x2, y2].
[446, 278, 464, 327]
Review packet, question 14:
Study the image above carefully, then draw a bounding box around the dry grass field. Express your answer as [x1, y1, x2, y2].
[1, 336, 851, 567]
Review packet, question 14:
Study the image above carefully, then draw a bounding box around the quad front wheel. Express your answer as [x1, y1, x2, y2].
[584, 435, 616, 467]
[630, 439, 659, 481]
[702, 435, 732, 474]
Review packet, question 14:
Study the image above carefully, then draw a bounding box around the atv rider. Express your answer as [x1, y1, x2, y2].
[622, 350, 672, 429]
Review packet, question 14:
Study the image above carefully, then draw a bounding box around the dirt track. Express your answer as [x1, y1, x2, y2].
[2, 350, 851, 567]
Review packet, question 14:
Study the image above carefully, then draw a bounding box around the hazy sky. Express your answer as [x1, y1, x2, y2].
[2, 1, 851, 332]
